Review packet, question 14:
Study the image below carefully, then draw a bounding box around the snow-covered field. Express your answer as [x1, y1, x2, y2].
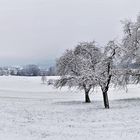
[0, 76, 140, 140]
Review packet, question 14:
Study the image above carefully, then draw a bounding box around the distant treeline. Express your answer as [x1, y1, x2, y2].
[0, 65, 56, 76]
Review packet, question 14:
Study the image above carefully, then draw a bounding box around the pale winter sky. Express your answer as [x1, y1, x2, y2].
[0, 0, 140, 66]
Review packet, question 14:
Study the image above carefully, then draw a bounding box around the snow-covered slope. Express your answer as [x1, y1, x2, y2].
[0, 76, 140, 140]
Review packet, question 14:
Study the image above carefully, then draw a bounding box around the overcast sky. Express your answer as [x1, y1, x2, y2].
[0, 0, 140, 66]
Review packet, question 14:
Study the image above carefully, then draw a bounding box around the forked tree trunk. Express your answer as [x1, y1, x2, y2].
[85, 91, 91, 103]
[101, 75, 112, 109]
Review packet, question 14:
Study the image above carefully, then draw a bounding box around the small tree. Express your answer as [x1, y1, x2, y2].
[41, 75, 47, 84]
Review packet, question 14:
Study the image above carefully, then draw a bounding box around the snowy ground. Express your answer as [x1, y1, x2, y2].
[0, 76, 140, 140]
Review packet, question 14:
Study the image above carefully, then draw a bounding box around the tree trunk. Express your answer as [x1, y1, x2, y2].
[101, 75, 112, 109]
[85, 91, 91, 103]
[102, 90, 109, 109]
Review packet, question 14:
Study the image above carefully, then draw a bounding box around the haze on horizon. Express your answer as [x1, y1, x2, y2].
[0, 0, 140, 66]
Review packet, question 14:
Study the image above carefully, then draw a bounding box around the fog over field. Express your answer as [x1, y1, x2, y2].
[0, 0, 140, 65]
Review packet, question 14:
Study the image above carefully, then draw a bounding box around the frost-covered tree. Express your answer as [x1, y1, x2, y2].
[122, 15, 140, 66]
[41, 75, 47, 84]
[55, 42, 101, 103]
[121, 14, 140, 83]
[95, 41, 118, 108]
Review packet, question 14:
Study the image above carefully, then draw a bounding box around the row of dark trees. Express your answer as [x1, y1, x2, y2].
[55, 14, 140, 109]
[14, 65, 56, 76]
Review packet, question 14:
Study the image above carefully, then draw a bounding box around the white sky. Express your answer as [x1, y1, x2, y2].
[0, 0, 140, 65]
